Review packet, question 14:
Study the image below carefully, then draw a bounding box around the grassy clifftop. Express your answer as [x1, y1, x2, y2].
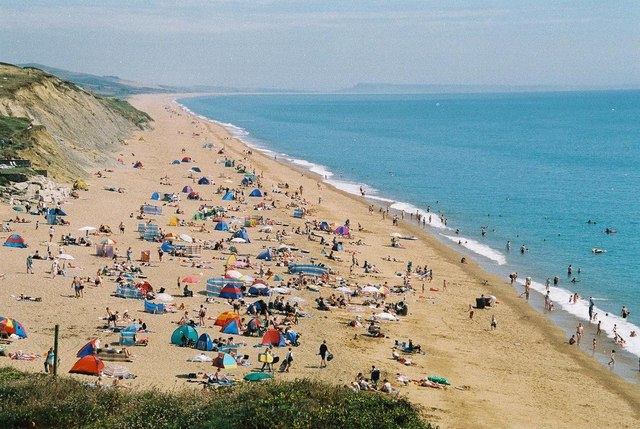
[0, 368, 433, 429]
[0, 63, 152, 181]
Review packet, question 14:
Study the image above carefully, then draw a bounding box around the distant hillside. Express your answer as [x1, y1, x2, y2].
[0, 63, 152, 181]
[20, 63, 178, 97]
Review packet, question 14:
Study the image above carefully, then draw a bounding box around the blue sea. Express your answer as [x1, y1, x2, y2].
[179, 91, 640, 367]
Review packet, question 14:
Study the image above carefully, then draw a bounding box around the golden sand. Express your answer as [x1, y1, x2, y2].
[1, 94, 638, 429]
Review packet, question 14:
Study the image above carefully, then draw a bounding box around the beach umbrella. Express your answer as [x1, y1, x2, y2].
[179, 233, 193, 243]
[230, 237, 246, 243]
[100, 238, 116, 245]
[164, 232, 177, 240]
[252, 283, 268, 289]
[378, 286, 390, 295]
[78, 226, 97, 232]
[56, 254, 75, 260]
[225, 270, 242, 279]
[0, 317, 27, 338]
[155, 293, 174, 303]
[362, 286, 380, 293]
[182, 276, 200, 284]
[244, 372, 273, 382]
[102, 364, 130, 378]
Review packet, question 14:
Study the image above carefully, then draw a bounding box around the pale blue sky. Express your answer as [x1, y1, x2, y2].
[0, 0, 638, 90]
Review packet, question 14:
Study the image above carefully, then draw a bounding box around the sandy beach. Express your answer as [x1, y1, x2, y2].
[1, 93, 639, 429]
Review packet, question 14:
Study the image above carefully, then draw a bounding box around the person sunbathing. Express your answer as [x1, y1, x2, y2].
[17, 294, 42, 302]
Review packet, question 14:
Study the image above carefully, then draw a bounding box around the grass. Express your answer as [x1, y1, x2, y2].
[100, 97, 153, 130]
[0, 115, 32, 156]
[0, 368, 435, 429]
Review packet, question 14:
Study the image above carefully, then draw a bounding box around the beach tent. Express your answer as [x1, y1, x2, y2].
[76, 339, 99, 358]
[249, 188, 263, 197]
[48, 208, 67, 216]
[232, 228, 251, 243]
[219, 284, 243, 299]
[133, 161, 143, 169]
[172, 159, 181, 165]
[160, 241, 175, 254]
[190, 166, 202, 173]
[222, 191, 235, 201]
[151, 192, 160, 200]
[241, 177, 251, 186]
[248, 285, 269, 296]
[144, 301, 166, 314]
[163, 193, 176, 202]
[214, 311, 240, 327]
[198, 177, 210, 185]
[69, 355, 104, 376]
[319, 221, 330, 232]
[212, 352, 237, 369]
[182, 185, 193, 193]
[168, 216, 179, 227]
[181, 156, 192, 163]
[334, 225, 350, 236]
[3, 234, 27, 248]
[214, 221, 229, 231]
[221, 318, 241, 335]
[261, 329, 286, 347]
[256, 248, 272, 261]
[0, 317, 27, 338]
[293, 208, 304, 218]
[171, 325, 199, 346]
[288, 264, 329, 277]
[187, 192, 200, 200]
[196, 333, 215, 351]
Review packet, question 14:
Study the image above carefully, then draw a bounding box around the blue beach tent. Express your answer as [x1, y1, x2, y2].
[172, 160, 181, 165]
[222, 191, 235, 201]
[190, 166, 202, 173]
[221, 318, 241, 335]
[232, 228, 250, 243]
[198, 177, 210, 185]
[4, 234, 27, 248]
[249, 188, 263, 197]
[214, 221, 229, 231]
[171, 325, 198, 346]
[196, 333, 215, 351]
[219, 284, 243, 299]
[256, 248, 272, 261]
[151, 192, 160, 200]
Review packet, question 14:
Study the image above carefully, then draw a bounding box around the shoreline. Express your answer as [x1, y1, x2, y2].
[1, 93, 638, 428]
[175, 95, 640, 380]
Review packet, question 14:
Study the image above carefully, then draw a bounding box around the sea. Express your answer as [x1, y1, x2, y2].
[179, 91, 640, 379]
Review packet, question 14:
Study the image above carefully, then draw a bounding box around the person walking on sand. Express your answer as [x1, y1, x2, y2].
[608, 349, 616, 366]
[490, 315, 497, 330]
[48, 226, 55, 242]
[319, 340, 329, 368]
[119, 221, 125, 234]
[198, 305, 206, 327]
[26, 254, 34, 274]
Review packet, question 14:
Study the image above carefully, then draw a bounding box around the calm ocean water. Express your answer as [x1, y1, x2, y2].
[179, 91, 640, 362]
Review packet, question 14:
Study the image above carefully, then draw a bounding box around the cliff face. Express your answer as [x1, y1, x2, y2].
[0, 63, 152, 181]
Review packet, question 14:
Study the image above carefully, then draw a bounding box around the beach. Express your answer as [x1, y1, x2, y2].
[1, 93, 639, 428]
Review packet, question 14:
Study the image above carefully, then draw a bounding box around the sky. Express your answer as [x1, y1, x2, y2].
[0, 0, 639, 91]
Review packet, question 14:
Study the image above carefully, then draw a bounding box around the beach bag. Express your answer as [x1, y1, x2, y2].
[327, 353, 334, 362]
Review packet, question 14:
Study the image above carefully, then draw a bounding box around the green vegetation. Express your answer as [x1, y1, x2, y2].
[0, 368, 434, 429]
[0, 115, 33, 156]
[0, 63, 48, 99]
[100, 97, 153, 130]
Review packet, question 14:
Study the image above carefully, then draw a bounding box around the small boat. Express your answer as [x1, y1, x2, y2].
[592, 248, 607, 254]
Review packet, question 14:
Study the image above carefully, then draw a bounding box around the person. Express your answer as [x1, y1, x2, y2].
[26, 254, 34, 274]
[568, 335, 576, 345]
[198, 305, 206, 327]
[588, 297, 594, 321]
[576, 323, 584, 346]
[261, 346, 273, 372]
[622, 306, 630, 319]
[158, 248, 164, 262]
[596, 320, 602, 336]
[319, 340, 329, 368]
[370, 365, 381, 387]
[119, 222, 125, 234]
[592, 338, 597, 352]
[44, 347, 53, 373]
[46, 348, 56, 374]
[283, 347, 293, 372]
[490, 315, 497, 330]
[48, 226, 55, 242]
[381, 379, 399, 395]
[608, 349, 616, 366]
